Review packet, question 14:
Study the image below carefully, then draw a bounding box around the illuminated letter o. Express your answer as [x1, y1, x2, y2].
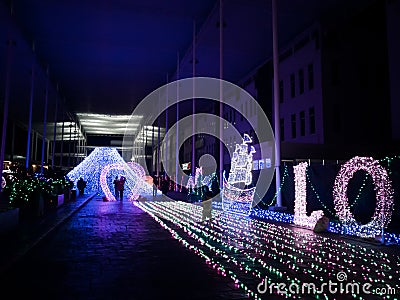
[333, 156, 394, 236]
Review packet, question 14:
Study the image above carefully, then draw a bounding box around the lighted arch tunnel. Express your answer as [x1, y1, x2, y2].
[100, 162, 156, 201]
[66, 147, 156, 200]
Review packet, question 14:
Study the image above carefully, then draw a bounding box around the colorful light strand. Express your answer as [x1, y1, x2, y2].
[136, 201, 400, 299]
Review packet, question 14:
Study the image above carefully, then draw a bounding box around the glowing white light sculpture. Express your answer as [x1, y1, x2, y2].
[222, 134, 256, 216]
[186, 166, 203, 190]
[67, 147, 153, 200]
[100, 162, 151, 201]
[333, 156, 394, 237]
[293, 162, 324, 229]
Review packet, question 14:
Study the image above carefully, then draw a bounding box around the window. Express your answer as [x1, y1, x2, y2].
[300, 111, 305, 136]
[291, 114, 296, 138]
[280, 118, 285, 141]
[279, 80, 284, 103]
[299, 69, 304, 94]
[308, 64, 314, 90]
[309, 107, 315, 134]
[290, 74, 295, 98]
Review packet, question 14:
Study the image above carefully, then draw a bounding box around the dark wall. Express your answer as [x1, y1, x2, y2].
[321, 0, 391, 150]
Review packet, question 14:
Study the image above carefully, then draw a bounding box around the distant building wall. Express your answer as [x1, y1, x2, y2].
[386, 0, 400, 141]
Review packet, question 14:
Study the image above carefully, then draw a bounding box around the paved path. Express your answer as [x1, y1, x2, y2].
[0, 196, 245, 300]
[0, 193, 96, 274]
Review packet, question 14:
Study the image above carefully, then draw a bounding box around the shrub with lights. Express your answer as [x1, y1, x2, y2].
[8, 175, 73, 211]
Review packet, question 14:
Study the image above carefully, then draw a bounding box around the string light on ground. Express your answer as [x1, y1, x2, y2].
[135, 201, 400, 299]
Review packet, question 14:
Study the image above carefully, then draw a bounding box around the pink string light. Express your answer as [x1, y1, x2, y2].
[333, 156, 394, 237]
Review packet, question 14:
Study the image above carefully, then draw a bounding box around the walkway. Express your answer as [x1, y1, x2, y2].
[1, 195, 399, 299]
[0, 196, 245, 300]
[0, 193, 96, 274]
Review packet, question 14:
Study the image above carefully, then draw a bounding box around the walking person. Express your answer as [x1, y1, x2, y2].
[77, 177, 86, 196]
[153, 175, 158, 197]
[117, 176, 126, 201]
[113, 176, 119, 200]
[201, 187, 213, 224]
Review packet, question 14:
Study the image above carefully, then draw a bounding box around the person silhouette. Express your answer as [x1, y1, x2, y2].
[117, 176, 126, 200]
[201, 187, 213, 224]
[77, 177, 86, 196]
[113, 176, 119, 200]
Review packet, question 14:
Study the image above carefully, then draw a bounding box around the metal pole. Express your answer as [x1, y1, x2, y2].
[175, 51, 180, 191]
[60, 106, 65, 168]
[272, 0, 282, 207]
[219, 0, 224, 188]
[192, 20, 196, 176]
[26, 63, 35, 170]
[157, 93, 161, 178]
[165, 74, 169, 177]
[40, 69, 49, 174]
[0, 40, 13, 192]
[152, 124, 154, 174]
[51, 87, 58, 168]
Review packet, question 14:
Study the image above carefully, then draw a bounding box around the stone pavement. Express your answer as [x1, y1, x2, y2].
[0, 196, 245, 300]
[0, 193, 96, 274]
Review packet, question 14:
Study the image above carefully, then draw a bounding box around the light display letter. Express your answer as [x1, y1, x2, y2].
[333, 156, 394, 238]
[293, 162, 324, 229]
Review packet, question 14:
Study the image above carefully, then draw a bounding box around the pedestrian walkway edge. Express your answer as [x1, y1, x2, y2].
[0, 192, 97, 275]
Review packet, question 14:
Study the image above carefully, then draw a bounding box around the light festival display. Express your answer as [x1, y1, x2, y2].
[100, 161, 153, 201]
[293, 162, 324, 229]
[136, 200, 400, 299]
[201, 172, 219, 193]
[222, 134, 256, 216]
[186, 166, 203, 191]
[251, 156, 397, 241]
[333, 156, 395, 238]
[67, 147, 153, 199]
